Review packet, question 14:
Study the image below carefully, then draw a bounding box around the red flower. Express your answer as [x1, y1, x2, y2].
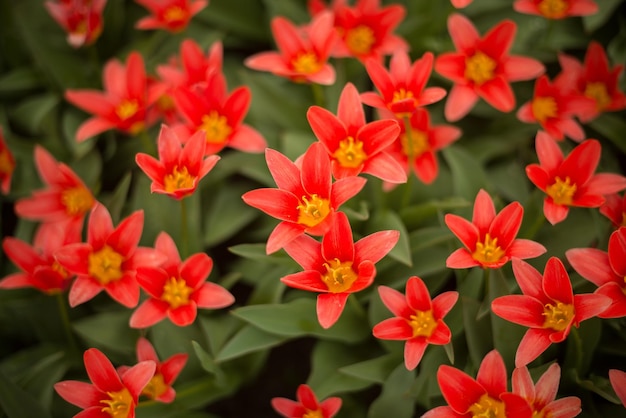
[135, 0, 207, 33]
[307, 82, 405, 183]
[55, 204, 164, 308]
[242, 142, 366, 254]
[525, 132, 626, 225]
[517, 75, 595, 141]
[600, 192, 626, 229]
[445, 189, 546, 269]
[244, 12, 337, 85]
[609, 369, 626, 408]
[423, 350, 532, 418]
[0, 126, 15, 194]
[65, 51, 165, 142]
[45, 0, 106, 48]
[361, 50, 447, 117]
[135, 125, 220, 199]
[281, 211, 399, 329]
[513, 363, 581, 418]
[54, 348, 155, 418]
[491, 257, 610, 367]
[372, 276, 458, 370]
[130, 232, 234, 328]
[513, 0, 598, 19]
[272, 384, 342, 418]
[435, 14, 545, 121]
[566, 227, 626, 319]
[451, 0, 473, 8]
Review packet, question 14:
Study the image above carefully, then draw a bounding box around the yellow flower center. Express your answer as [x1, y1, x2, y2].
[531, 96, 558, 123]
[291, 52, 322, 75]
[52, 260, 70, 279]
[142, 373, 168, 400]
[303, 410, 324, 418]
[157, 94, 175, 112]
[199, 111, 232, 144]
[164, 6, 186, 23]
[584, 82, 611, 111]
[296, 194, 331, 228]
[61, 186, 94, 216]
[465, 51, 497, 85]
[469, 394, 506, 418]
[542, 301, 574, 331]
[333, 136, 367, 168]
[322, 258, 357, 293]
[88, 245, 125, 285]
[392, 88, 415, 104]
[546, 176, 577, 206]
[621, 212, 626, 229]
[472, 233, 505, 265]
[537, 0, 569, 19]
[116, 100, 139, 121]
[162, 277, 194, 309]
[532, 409, 547, 418]
[164, 166, 195, 192]
[409, 310, 437, 338]
[401, 128, 429, 160]
[345, 25, 376, 56]
[100, 388, 133, 418]
[0, 149, 15, 175]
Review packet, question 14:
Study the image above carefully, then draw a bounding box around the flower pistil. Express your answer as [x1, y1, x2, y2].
[162, 277, 194, 309]
[100, 387, 133, 418]
[297, 194, 330, 227]
[469, 393, 506, 418]
[542, 301, 574, 331]
[546, 176, 576, 205]
[472, 233, 505, 265]
[322, 258, 357, 293]
[88, 246, 125, 285]
[465, 51, 496, 85]
[409, 310, 437, 338]
[345, 25, 375, 56]
[334, 136, 367, 168]
[199, 111, 232, 144]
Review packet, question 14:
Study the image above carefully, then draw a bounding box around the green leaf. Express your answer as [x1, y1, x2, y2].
[367, 364, 416, 418]
[228, 243, 297, 267]
[400, 197, 470, 230]
[0, 369, 52, 418]
[10, 93, 59, 134]
[0, 67, 41, 97]
[73, 310, 137, 355]
[368, 209, 412, 266]
[216, 324, 288, 362]
[583, 0, 623, 32]
[203, 183, 258, 247]
[191, 341, 221, 378]
[442, 145, 489, 202]
[339, 354, 401, 384]
[462, 296, 493, 368]
[101, 171, 132, 224]
[588, 114, 626, 154]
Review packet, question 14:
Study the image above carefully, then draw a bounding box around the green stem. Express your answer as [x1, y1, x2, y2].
[400, 116, 415, 209]
[180, 197, 189, 259]
[570, 326, 584, 374]
[56, 292, 78, 357]
[524, 209, 546, 240]
[310, 83, 325, 108]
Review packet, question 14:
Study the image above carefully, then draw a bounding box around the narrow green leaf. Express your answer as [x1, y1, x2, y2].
[339, 354, 401, 384]
[203, 184, 258, 247]
[215, 324, 288, 362]
[588, 114, 626, 154]
[101, 172, 132, 224]
[228, 243, 297, 267]
[462, 296, 493, 368]
[73, 310, 136, 355]
[10, 94, 59, 134]
[583, 0, 623, 32]
[442, 145, 489, 202]
[367, 364, 415, 418]
[400, 197, 470, 230]
[191, 341, 220, 377]
[0, 369, 52, 418]
[0, 67, 41, 96]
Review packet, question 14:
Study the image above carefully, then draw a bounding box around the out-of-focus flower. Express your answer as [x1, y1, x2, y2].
[281, 211, 399, 329]
[131, 232, 234, 328]
[609, 369, 626, 407]
[566, 227, 626, 319]
[423, 350, 532, 418]
[65, 51, 165, 142]
[445, 189, 546, 269]
[491, 257, 610, 367]
[242, 142, 366, 254]
[309, 0, 408, 63]
[0, 127, 15, 194]
[525, 132, 626, 225]
[513, 363, 581, 418]
[54, 348, 155, 418]
[361, 50, 446, 117]
[513, 0, 598, 19]
[134, 0, 208, 33]
[244, 12, 337, 85]
[135, 125, 220, 200]
[373, 276, 458, 370]
[272, 384, 342, 418]
[451, 0, 473, 8]
[600, 192, 626, 229]
[45, 0, 106, 48]
[307, 82, 405, 183]
[435, 14, 544, 121]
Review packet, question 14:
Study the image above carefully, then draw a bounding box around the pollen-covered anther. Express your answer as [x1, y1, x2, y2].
[333, 136, 367, 168]
[161, 277, 194, 309]
[322, 258, 357, 293]
[163, 6, 186, 23]
[199, 111, 232, 144]
[100, 387, 133, 418]
[291, 52, 322, 74]
[542, 301, 574, 331]
[61, 186, 94, 216]
[345, 25, 375, 56]
[472, 233, 505, 265]
[142, 373, 168, 399]
[297, 194, 330, 228]
[468, 394, 506, 418]
[401, 128, 429, 159]
[164, 166, 195, 192]
[303, 409, 324, 418]
[546, 176, 577, 206]
[537, 0, 569, 19]
[531, 96, 558, 123]
[88, 245, 125, 285]
[584, 82, 611, 111]
[116, 100, 139, 121]
[408, 310, 437, 338]
[465, 51, 496, 85]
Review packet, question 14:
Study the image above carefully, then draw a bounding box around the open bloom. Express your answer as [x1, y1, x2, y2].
[451, 0, 473, 8]
[373, 276, 458, 370]
[609, 369, 626, 407]
[513, 363, 582, 418]
[130, 232, 234, 328]
[134, 0, 207, 32]
[0, 127, 15, 194]
[135, 125, 220, 199]
[242, 142, 366, 254]
[491, 257, 611, 367]
[244, 12, 337, 85]
[281, 211, 399, 329]
[66, 51, 165, 142]
[600, 193, 626, 229]
[45, 0, 106, 48]
[435, 14, 544, 121]
[272, 384, 342, 418]
[307, 82, 405, 183]
[566, 227, 626, 318]
[361, 50, 446, 117]
[525, 132, 626, 224]
[445, 189, 546, 269]
[54, 348, 155, 418]
[513, 0, 598, 19]
[423, 350, 532, 418]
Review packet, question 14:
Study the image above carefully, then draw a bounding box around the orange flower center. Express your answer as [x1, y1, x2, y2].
[303, 410, 324, 418]
[409, 310, 437, 338]
[621, 212, 626, 229]
[89, 245, 125, 285]
[164, 6, 187, 23]
[116, 100, 139, 121]
[297, 194, 331, 228]
[401, 128, 429, 160]
[584, 82, 611, 111]
[164, 166, 195, 192]
[537, 0, 569, 19]
[0, 149, 15, 175]
[531, 96, 558, 123]
[333, 136, 367, 168]
[199, 111, 232, 144]
[162, 276, 194, 309]
[546, 176, 576, 206]
[465, 51, 497, 85]
[469, 394, 506, 418]
[532, 408, 547, 418]
[291, 52, 322, 75]
[345, 25, 375, 56]
[472, 233, 505, 265]
[52, 260, 71, 279]
[542, 301, 574, 331]
[100, 387, 133, 418]
[142, 373, 168, 400]
[322, 258, 357, 293]
[61, 186, 94, 216]
[157, 94, 176, 112]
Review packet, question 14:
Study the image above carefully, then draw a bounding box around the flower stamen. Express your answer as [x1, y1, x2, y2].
[542, 301, 574, 331]
[465, 51, 497, 85]
[100, 388, 133, 418]
[537, 0, 569, 19]
[345, 25, 375, 56]
[408, 310, 437, 338]
[61, 186, 94, 216]
[333, 136, 367, 168]
[291, 52, 322, 74]
[468, 393, 506, 418]
[164, 166, 195, 192]
[142, 373, 168, 399]
[546, 176, 577, 206]
[321, 258, 357, 293]
[584, 82, 611, 111]
[531, 96, 558, 123]
[199, 111, 232, 144]
[88, 245, 125, 285]
[161, 277, 194, 309]
[297, 194, 331, 228]
[472, 233, 505, 265]
[401, 128, 429, 159]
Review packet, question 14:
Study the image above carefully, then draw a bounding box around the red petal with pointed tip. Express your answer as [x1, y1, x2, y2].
[317, 292, 350, 328]
[193, 282, 234, 309]
[437, 364, 485, 413]
[84, 348, 123, 393]
[378, 285, 412, 318]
